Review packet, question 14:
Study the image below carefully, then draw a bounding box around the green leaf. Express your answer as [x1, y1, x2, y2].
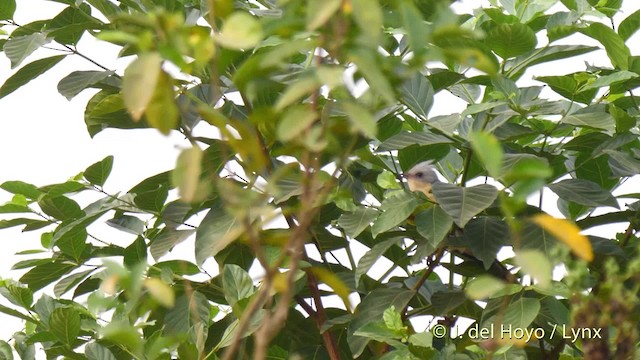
[349, 48, 396, 105]
[619, 9, 640, 41]
[548, 179, 619, 208]
[171, 146, 206, 203]
[534, 75, 597, 104]
[143, 278, 175, 307]
[84, 155, 114, 187]
[348, 288, 415, 358]
[415, 206, 453, 248]
[505, 45, 598, 78]
[145, 70, 179, 135]
[432, 183, 498, 228]
[462, 217, 508, 269]
[122, 52, 162, 121]
[351, 0, 383, 45]
[516, 250, 551, 287]
[469, 131, 503, 178]
[342, 102, 377, 138]
[581, 23, 630, 70]
[38, 195, 84, 221]
[502, 297, 541, 329]
[580, 70, 639, 91]
[337, 207, 379, 238]
[0, 340, 13, 360]
[222, 264, 254, 309]
[85, 343, 117, 360]
[165, 291, 210, 335]
[53, 269, 95, 297]
[3, 33, 49, 68]
[49, 307, 81, 345]
[604, 150, 640, 177]
[371, 192, 420, 237]
[150, 229, 195, 260]
[195, 200, 243, 266]
[0, 284, 33, 309]
[486, 23, 537, 58]
[399, 73, 434, 120]
[20, 261, 75, 291]
[58, 70, 114, 100]
[377, 131, 453, 152]
[0, 55, 66, 99]
[0, 181, 42, 199]
[277, 105, 318, 142]
[0, 0, 16, 20]
[107, 215, 145, 235]
[399, 0, 428, 59]
[124, 237, 147, 267]
[562, 111, 615, 132]
[355, 237, 399, 285]
[306, 0, 341, 30]
[56, 227, 87, 261]
[13, 332, 34, 360]
[465, 276, 506, 300]
[216, 12, 263, 49]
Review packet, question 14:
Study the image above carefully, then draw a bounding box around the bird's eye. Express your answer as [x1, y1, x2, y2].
[415, 172, 423, 178]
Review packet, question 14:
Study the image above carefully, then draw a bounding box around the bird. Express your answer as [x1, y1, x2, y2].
[403, 161, 440, 202]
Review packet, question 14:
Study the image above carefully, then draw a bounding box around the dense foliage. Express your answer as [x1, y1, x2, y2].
[2, 0, 640, 358]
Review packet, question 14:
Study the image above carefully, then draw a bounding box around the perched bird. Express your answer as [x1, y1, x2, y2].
[403, 161, 440, 202]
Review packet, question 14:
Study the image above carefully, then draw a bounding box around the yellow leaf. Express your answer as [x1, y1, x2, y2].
[171, 147, 207, 203]
[531, 214, 593, 262]
[144, 70, 179, 135]
[309, 267, 352, 312]
[144, 278, 175, 308]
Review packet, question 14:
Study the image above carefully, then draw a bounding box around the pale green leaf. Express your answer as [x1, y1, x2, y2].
[58, 70, 114, 101]
[351, 0, 383, 45]
[216, 12, 263, 49]
[3, 33, 49, 68]
[171, 147, 204, 203]
[306, 0, 341, 30]
[516, 250, 551, 287]
[195, 201, 243, 265]
[469, 131, 503, 178]
[144, 278, 175, 307]
[342, 102, 377, 138]
[122, 52, 162, 120]
[465, 276, 506, 300]
[145, 70, 179, 134]
[276, 105, 317, 141]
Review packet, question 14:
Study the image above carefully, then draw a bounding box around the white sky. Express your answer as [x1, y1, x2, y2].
[0, 0, 639, 348]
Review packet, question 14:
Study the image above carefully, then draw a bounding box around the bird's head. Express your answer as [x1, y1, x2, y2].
[402, 161, 440, 201]
[403, 161, 439, 184]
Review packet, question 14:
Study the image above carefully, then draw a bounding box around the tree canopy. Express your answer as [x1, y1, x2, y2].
[1, 0, 640, 359]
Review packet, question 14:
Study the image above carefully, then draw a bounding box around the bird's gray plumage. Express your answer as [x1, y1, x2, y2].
[405, 161, 440, 184]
